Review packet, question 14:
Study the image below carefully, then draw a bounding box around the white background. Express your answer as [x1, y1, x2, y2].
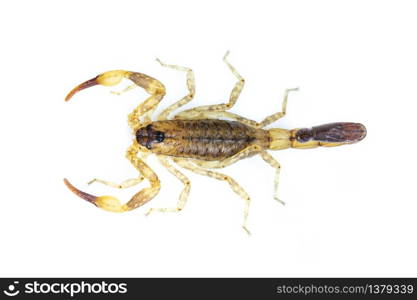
[0, 0, 416, 277]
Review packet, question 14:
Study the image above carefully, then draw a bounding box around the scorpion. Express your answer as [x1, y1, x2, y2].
[63, 52, 366, 234]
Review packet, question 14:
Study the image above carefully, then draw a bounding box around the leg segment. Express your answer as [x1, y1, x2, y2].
[87, 177, 144, 189]
[258, 87, 299, 128]
[191, 146, 284, 205]
[259, 151, 284, 205]
[110, 84, 137, 95]
[65, 70, 166, 130]
[174, 158, 252, 234]
[176, 110, 259, 128]
[174, 88, 298, 129]
[64, 143, 160, 212]
[156, 59, 196, 121]
[174, 51, 245, 119]
[145, 156, 191, 215]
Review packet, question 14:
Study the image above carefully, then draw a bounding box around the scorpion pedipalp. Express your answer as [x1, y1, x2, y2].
[64, 69, 165, 214]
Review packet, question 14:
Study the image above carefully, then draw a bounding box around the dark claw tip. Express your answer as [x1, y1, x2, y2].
[65, 76, 99, 101]
[63, 178, 98, 206]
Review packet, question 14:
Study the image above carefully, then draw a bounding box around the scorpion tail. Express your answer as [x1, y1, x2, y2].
[268, 122, 366, 150]
[291, 122, 367, 149]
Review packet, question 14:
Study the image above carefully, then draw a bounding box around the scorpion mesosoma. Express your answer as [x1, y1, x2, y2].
[64, 52, 366, 234]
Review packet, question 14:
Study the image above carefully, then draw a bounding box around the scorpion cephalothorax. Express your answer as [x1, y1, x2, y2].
[64, 52, 366, 234]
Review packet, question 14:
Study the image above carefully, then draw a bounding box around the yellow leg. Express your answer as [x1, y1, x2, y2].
[180, 110, 259, 128]
[174, 51, 245, 119]
[110, 84, 137, 95]
[87, 177, 144, 189]
[192, 145, 284, 204]
[65, 69, 166, 130]
[156, 59, 195, 120]
[174, 158, 252, 235]
[64, 143, 160, 212]
[259, 151, 284, 205]
[145, 156, 191, 215]
[258, 87, 299, 128]
[143, 107, 157, 124]
[174, 88, 298, 129]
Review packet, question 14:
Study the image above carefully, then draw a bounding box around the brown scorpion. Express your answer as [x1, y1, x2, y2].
[64, 52, 366, 234]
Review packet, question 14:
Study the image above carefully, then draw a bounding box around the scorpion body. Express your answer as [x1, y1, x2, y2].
[136, 120, 365, 160]
[64, 53, 366, 234]
[136, 119, 270, 161]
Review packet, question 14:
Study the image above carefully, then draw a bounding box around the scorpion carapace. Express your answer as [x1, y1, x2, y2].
[64, 52, 366, 234]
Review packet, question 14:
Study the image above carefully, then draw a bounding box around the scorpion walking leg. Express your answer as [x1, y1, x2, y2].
[65, 70, 166, 130]
[87, 177, 144, 189]
[258, 87, 299, 128]
[178, 88, 299, 128]
[64, 143, 160, 212]
[259, 151, 284, 205]
[86, 152, 149, 189]
[174, 158, 252, 235]
[192, 146, 283, 204]
[174, 51, 244, 119]
[110, 84, 137, 96]
[145, 156, 191, 216]
[156, 59, 195, 120]
[178, 110, 260, 127]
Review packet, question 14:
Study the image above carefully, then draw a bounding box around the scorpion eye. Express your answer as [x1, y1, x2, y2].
[296, 128, 312, 143]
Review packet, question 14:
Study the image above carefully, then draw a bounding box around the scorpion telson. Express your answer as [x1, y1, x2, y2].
[64, 52, 366, 234]
[294, 123, 367, 146]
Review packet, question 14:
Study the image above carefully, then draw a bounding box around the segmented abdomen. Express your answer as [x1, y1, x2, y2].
[136, 119, 269, 161]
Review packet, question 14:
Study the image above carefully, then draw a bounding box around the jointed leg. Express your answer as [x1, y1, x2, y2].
[206, 51, 245, 111]
[258, 87, 299, 128]
[174, 51, 245, 119]
[85, 143, 150, 190]
[191, 146, 284, 205]
[64, 142, 160, 212]
[174, 88, 298, 129]
[177, 110, 259, 128]
[143, 107, 157, 124]
[156, 59, 195, 120]
[259, 151, 284, 205]
[87, 177, 144, 189]
[145, 156, 191, 215]
[174, 158, 252, 234]
[110, 84, 137, 95]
